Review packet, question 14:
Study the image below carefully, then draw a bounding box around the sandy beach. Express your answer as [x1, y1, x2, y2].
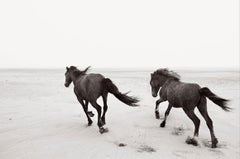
[0, 69, 239, 159]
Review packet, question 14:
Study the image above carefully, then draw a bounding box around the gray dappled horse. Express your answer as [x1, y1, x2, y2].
[150, 68, 230, 148]
[65, 66, 139, 133]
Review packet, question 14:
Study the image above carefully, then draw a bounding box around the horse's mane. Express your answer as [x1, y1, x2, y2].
[69, 66, 91, 77]
[153, 68, 181, 81]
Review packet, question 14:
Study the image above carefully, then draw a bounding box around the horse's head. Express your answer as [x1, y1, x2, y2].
[64, 67, 72, 87]
[64, 66, 91, 87]
[150, 68, 181, 97]
[150, 73, 161, 97]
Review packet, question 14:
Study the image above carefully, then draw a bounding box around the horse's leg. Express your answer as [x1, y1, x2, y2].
[160, 104, 172, 127]
[91, 101, 107, 133]
[101, 93, 108, 125]
[76, 97, 93, 126]
[183, 108, 200, 146]
[197, 97, 218, 148]
[85, 101, 94, 117]
[155, 98, 163, 119]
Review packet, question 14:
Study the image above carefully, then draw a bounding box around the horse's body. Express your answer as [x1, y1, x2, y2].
[150, 68, 230, 148]
[74, 73, 105, 101]
[160, 80, 201, 108]
[65, 66, 139, 133]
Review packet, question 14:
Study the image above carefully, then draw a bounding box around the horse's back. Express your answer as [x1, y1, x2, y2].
[178, 82, 200, 94]
[75, 73, 105, 101]
[85, 73, 105, 84]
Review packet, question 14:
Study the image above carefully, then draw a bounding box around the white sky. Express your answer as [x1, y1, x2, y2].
[0, 0, 239, 69]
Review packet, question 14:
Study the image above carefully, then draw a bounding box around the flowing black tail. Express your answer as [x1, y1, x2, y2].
[199, 87, 231, 111]
[103, 78, 139, 106]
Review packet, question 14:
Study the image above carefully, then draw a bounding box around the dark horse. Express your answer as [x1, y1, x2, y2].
[64, 66, 139, 133]
[150, 68, 230, 148]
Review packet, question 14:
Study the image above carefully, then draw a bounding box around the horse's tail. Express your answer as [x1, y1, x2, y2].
[103, 78, 139, 106]
[199, 87, 231, 111]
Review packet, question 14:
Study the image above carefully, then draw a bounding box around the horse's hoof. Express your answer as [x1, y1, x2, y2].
[88, 111, 94, 117]
[186, 137, 198, 146]
[87, 119, 93, 126]
[99, 127, 109, 134]
[160, 121, 166, 127]
[212, 138, 218, 148]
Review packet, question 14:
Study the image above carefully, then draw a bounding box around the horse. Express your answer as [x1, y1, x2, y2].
[64, 66, 139, 133]
[150, 68, 231, 148]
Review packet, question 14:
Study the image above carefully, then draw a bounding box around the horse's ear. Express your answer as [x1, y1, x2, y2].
[66, 67, 69, 71]
[83, 66, 91, 74]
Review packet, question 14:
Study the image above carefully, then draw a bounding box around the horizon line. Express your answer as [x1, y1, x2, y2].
[0, 66, 239, 71]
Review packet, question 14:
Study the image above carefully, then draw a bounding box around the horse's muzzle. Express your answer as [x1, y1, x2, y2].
[64, 83, 69, 87]
[152, 92, 157, 98]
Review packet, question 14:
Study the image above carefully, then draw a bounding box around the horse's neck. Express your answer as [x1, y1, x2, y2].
[163, 78, 179, 88]
[71, 73, 85, 85]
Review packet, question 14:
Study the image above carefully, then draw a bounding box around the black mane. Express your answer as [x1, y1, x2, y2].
[69, 66, 87, 77]
[153, 68, 181, 81]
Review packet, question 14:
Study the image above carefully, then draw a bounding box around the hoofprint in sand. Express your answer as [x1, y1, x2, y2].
[0, 69, 239, 159]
